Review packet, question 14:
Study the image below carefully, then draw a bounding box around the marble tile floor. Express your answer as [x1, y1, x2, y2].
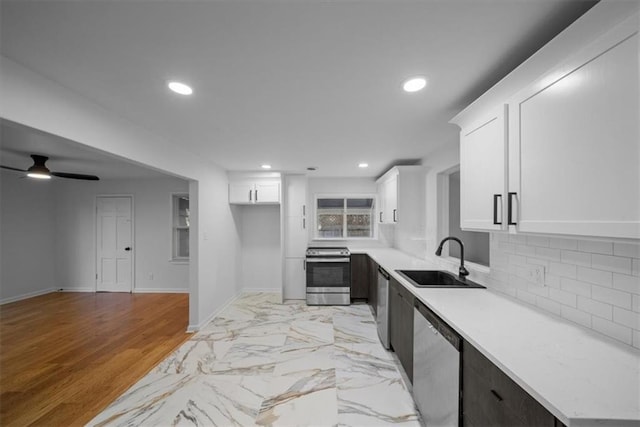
[89, 293, 424, 426]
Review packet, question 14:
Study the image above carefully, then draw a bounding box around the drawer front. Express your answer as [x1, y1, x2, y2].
[462, 342, 555, 427]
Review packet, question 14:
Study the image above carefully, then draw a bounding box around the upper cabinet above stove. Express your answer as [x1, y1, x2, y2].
[451, 2, 639, 240]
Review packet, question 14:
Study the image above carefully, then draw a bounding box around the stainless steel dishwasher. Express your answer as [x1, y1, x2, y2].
[376, 266, 390, 349]
[413, 299, 461, 426]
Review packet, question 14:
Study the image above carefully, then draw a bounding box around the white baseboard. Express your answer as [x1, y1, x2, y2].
[0, 288, 56, 305]
[187, 291, 242, 333]
[134, 288, 189, 294]
[59, 287, 95, 292]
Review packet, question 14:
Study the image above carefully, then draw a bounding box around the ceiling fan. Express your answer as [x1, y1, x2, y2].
[0, 154, 100, 181]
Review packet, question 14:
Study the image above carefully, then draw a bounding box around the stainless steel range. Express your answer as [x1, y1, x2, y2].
[305, 247, 351, 305]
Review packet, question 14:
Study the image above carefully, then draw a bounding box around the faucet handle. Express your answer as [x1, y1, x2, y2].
[459, 266, 470, 278]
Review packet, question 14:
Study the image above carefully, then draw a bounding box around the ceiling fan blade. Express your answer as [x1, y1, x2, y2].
[0, 165, 28, 172]
[51, 171, 100, 181]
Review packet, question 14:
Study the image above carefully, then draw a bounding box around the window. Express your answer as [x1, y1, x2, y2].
[172, 194, 189, 261]
[315, 196, 375, 239]
[447, 171, 489, 266]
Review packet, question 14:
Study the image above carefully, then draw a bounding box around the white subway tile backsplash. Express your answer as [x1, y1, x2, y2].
[612, 273, 640, 295]
[560, 250, 592, 267]
[592, 317, 632, 345]
[613, 242, 640, 259]
[545, 274, 562, 289]
[561, 305, 592, 328]
[613, 307, 640, 329]
[490, 232, 640, 349]
[549, 237, 578, 250]
[560, 278, 591, 297]
[549, 262, 577, 279]
[508, 254, 527, 267]
[516, 289, 537, 305]
[516, 245, 536, 256]
[591, 285, 632, 310]
[535, 247, 562, 261]
[527, 235, 550, 247]
[578, 240, 613, 255]
[549, 288, 578, 307]
[591, 254, 632, 275]
[576, 266, 612, 287]
[577, 296, 612, 320]
[536, 296, 562, 316]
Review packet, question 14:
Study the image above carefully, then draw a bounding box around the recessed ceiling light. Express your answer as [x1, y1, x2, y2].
[402, 76, 427, 93]
[358, 163, 369, 168]
[261, 164, 272, 169]
[167, 81, 193, 95]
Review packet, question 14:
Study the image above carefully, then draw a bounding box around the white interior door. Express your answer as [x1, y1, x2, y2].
[96, 196, 133, 292]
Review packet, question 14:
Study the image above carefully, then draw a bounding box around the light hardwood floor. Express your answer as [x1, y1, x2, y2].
[0, 292, 190, 427]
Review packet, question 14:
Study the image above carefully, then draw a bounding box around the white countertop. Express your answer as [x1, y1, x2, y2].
[350, 247, 640, 427]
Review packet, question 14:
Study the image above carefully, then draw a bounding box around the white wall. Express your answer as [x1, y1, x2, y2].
[307, 177, 389, 248]
[54, 177, 189, 292]
[0, 171, 57, 303]
[236, 205, 281, 292]
[0, 56, 240, 330]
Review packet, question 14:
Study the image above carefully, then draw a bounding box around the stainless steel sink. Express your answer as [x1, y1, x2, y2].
[396, 270, 485, 289]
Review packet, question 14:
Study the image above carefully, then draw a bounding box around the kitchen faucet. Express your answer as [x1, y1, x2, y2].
[435, 236, 469, 279]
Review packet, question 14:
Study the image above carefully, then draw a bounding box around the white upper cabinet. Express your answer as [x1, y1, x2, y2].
[508, 12, 639, 239]
[229, 178, 280, 205]
[458, 105, 508, 231]
[377, 169, 398, 224]
[284, 174, 308, 258]
[451, 3, 640, 240]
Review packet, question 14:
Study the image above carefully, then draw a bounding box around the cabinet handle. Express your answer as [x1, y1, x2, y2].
[379, 212, 383, 223]
[393, 209, 397, 222]
[493, 194, 502, 225]
[255, 189, 258, 202]
[249, 190, 252, 201]
[303, 259, 306, 270]
[302, 205, 305, 216]
[302, 218, 306, 229]
[490, 389, 503, 402]
[508, 192, 517, 225]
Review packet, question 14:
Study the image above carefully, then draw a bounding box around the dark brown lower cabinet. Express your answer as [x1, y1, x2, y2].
[389, 277, 414, 382]
[462, 341, 558, 427]
[350, 254, 369, 300]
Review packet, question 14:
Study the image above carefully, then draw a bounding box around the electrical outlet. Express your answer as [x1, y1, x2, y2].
[528, 265, 545, 285]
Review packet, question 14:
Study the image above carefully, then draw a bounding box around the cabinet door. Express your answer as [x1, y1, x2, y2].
[389, 280, 402, 352]
[285, 216, 307, 258]
[229, 182, 253, 204]
[459, 105, 507, 231]
[462, 341, 555, 427]
[284, 258, 306, 300]
[350, 254, 369, 300]
[285, 175, 307, 217]
[398, 288, 414, 382]
[385, 175, 398, 223]
[508, 18, 639, 239]
[376, 181, 386, 224]
[255, 182, 280, 204]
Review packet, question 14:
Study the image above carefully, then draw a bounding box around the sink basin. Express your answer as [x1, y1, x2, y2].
[396, 270, 485, 289]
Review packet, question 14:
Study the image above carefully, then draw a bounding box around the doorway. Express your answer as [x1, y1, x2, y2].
[96, 195, 134, 292]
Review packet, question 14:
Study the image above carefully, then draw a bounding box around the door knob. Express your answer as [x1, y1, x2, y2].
[125, 247, 131, 251]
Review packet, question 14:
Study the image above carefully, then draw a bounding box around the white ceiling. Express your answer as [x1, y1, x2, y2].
[0, 0, 597, 177]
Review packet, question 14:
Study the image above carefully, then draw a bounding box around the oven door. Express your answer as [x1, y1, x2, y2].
[306, 257, 351, 303]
